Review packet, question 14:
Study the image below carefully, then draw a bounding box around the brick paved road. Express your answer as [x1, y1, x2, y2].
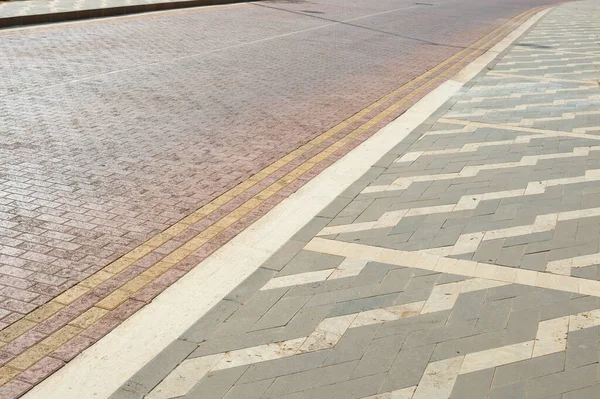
[110, 1, 600, 398]
[0, 0, 569, 396]
[0, 0, 563, 331]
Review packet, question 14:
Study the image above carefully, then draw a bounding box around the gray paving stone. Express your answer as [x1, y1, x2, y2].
[291, 217, 332, 242]
[261, 240, 307, 271]
[495, 245, 526, 267]
[436, 273, 469, 285]
[350, 262, 391, 287]
[380, 344, 436, 392]
[472, 239, 505, 263]
[403, 319, 476, 348]
[450, 368, 494, 399]
[391, 215, 428, 235]
[431, 330, 504, 361]
[284, 277, 355, 298]
[263, 361, 358, 398]
[317, 196, 354, 219]
[485, 284, 533, 303]
[123, 339, 197, 394]
[277, 373, 386, 399]
[473, 298, 512, 334]
[525, 363, 598, 399]
[511, 289, 572, 312]
[250, 295, 310, 331]
[305, 282, 403, 308]
[108, 389, 143, 399]
[502, 307, 541, 346]
[572, 265, 600, 281]
[278, 250, 344, 277]
[223, 268, 276, 304]
[493, 352, 565, 388]
[563, 384, 600, 399]
[327, 293, 399, 318]
[520, 251, 549, 271]
[186, 366, 248, 399]
[180, 300, 241, 343]
[488, 381, 527, 399]
[209, 317, 260, 339]
[351, 333, 406, 378]
[376, 310, 450, 339]
[376, 267, 414, 293]
[238, 351, 329, 384]
[447, 290, 486, 324]
[539, 295, 600, 321]
[285, 304, 336, 336]
[340, 167, 386, 199]
[222, 379, 274, 399]
[322, 324, 379, 367]
[565, 326, 599, 369]
[226, 288, 288, 322]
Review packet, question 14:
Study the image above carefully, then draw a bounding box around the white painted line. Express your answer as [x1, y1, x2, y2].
[23, 8, 551, 399]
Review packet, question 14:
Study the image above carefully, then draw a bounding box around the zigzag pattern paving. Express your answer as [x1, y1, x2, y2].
[110, 2, 600, 398]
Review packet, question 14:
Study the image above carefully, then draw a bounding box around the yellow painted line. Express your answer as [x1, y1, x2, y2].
[0, 6, 543, 387]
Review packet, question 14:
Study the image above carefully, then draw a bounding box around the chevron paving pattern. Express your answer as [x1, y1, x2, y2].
[110, 2, 600, 398]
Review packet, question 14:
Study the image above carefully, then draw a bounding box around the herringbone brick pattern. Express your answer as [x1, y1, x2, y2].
[110, 2, 600, 398]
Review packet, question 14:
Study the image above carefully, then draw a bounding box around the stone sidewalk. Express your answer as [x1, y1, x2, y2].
[108, 1, 600, 398]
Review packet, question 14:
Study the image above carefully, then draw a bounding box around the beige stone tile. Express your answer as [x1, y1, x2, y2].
[261, 269, 335, 290]
[298, 315, 356, 353]
[421, 282, 464, 314]
[329, 259, 369, 280]
[146, 353, 223, 399]
[351, 301, 425, 328]
[533, 316, 569, 357]
[412, 356, 464, 399]
[215, 338, 306, 370]
[460, 341, 533, 375]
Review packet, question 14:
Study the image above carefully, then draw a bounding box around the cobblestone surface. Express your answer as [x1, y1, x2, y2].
[109, 2, 600, 398]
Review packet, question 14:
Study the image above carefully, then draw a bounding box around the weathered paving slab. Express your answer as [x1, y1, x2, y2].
[108, 1, 600, 398]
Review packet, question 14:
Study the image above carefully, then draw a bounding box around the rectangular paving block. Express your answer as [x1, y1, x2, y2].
[123, 339, 197, 394]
